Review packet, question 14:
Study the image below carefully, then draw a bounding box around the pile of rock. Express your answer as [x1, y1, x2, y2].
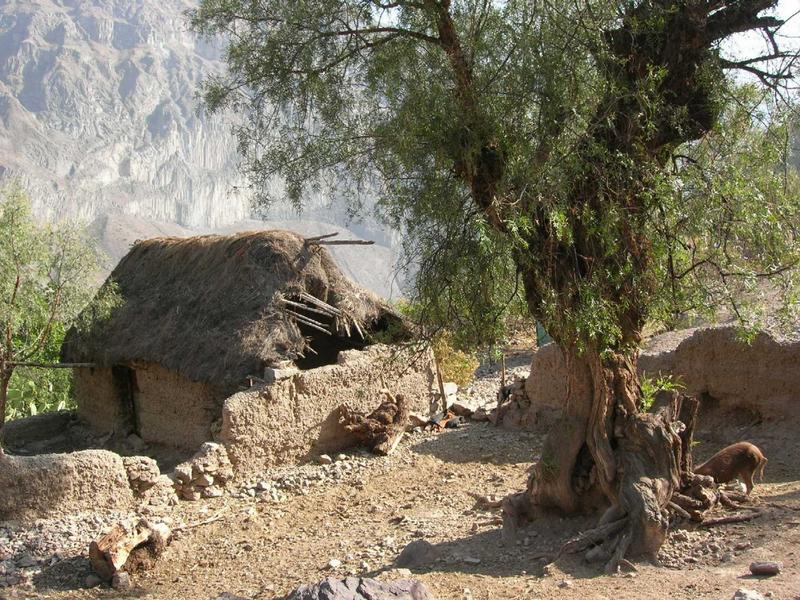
[491, 375, 531, 428]
[123, 456, 178, 508]
[172, 443, 234, 501]
[280, 576, 435, 600]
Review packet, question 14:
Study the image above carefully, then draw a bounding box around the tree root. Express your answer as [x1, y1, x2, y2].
[560, 518, 627, 556]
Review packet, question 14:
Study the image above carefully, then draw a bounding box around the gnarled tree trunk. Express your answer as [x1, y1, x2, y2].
[504, 343, 683, 571]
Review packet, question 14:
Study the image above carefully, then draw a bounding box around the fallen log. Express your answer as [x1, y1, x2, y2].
[339, 393, 409, 456]
[89, 519, 171, 581]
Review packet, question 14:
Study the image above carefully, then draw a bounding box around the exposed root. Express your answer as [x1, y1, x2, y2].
[604, 523, 634, 574]
[560, 518, 627, 556]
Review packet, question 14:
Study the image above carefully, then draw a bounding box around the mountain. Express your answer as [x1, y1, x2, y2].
[0, 0, 391, 236]
[0, 0, 257, 225]
[0, 0, 402, 295]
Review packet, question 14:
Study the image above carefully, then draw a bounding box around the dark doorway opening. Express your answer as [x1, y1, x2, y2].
[112, 365, 139, 435]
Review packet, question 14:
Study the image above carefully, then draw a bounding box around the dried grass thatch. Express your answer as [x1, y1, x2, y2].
[62, 230, 407, 386]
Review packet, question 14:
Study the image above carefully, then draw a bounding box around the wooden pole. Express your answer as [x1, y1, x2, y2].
[304, 232, 339, 243]
[10, 361, 96, 369]
[435, 359, 448, 412]
[311, 240, 375, 246]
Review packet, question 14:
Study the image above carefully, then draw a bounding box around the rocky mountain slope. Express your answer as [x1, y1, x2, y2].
[0, 1, 390, 235]
[0, 0, 254, 226]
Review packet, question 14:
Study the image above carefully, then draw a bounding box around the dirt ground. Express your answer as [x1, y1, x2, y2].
[3, 354, 800, 600]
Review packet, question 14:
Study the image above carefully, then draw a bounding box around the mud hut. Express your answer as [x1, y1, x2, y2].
[61, 230, 419, 454]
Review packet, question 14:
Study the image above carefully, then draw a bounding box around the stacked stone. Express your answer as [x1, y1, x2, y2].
[172, 442, 234, 501]
[501, 375, 529, 408]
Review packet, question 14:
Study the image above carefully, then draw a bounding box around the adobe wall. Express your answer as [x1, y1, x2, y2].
[133, 363, 220, 450]
[640, 327, 800, 417]
[74, 367, 121, 434]
[74, 363, 220, 450]
[219, 344, 437, 476]
[0, 449, 134, 521]
[523, 326, 800, 424]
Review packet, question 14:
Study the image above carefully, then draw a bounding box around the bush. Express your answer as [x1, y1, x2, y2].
[6, 324, 74, 421]
[432, 333, 479, 388]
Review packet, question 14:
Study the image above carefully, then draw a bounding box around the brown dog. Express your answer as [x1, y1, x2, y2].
[694, 442, 767, 494]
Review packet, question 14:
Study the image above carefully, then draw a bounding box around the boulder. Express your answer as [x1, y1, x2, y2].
[281, 577, 435, 600]
[395, 540, 440, 569]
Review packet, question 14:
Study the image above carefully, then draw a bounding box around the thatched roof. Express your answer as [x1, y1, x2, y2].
[62, 230, 407, 386]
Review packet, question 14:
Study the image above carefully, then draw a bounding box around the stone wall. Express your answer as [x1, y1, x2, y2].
[219, 345, 437, 476]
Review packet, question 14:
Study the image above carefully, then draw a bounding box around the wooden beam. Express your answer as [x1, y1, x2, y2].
[285, 309, 332, 335]
[304, 232, 339, 243]
[312, 239, 375, 246]
[9, 361, 97, 369]
[297, 292, 342, 316]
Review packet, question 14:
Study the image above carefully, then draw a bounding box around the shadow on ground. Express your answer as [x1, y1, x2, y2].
[371, 511, 623, 581]
[410, 422, 543, 466]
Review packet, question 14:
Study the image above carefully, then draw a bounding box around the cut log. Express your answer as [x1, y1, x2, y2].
[339, 393, 409, 456]
[89, 520, 171, 581]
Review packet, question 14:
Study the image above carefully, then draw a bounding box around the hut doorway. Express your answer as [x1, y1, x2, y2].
[111, 365, 139, 436]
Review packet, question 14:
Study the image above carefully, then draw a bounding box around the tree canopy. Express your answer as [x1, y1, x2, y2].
[191, 0, 798, 350]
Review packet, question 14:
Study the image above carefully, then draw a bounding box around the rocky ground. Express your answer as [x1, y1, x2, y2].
[1, 352, 799, 600]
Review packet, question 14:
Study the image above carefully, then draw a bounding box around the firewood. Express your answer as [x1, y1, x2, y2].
[88, 520, 171, 581]
[339, 393, 409, 456]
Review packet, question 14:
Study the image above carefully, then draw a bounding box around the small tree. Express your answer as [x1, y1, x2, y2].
[191, 0, 799, 564]
[0, 183, 116, 429]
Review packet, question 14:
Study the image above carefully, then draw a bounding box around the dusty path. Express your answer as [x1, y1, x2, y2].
[7, 416, 799, 600]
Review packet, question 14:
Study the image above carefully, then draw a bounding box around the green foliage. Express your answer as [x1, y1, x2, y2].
[6, 323, 73, 420]
[651, 86, 800, 333]
[191, 1, 800, 359]
[639, 372, 684, 411]
[0, 182, 119, 423]
[431, 332, 478, 388]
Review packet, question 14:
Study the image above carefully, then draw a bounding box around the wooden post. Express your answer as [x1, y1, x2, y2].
[435, 359, 447, 412]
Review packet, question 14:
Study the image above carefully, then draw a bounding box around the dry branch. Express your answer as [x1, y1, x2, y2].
[10, 361, 97, 368]
[304, 232, 340, 243]
[279, 298, 336, 318]
[297, 292, 342, 316]
[667, 501, 692, 520]
[285, 309, 332, 334]
[312, 239, 375, 246]
[698, 510, 763, 528]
